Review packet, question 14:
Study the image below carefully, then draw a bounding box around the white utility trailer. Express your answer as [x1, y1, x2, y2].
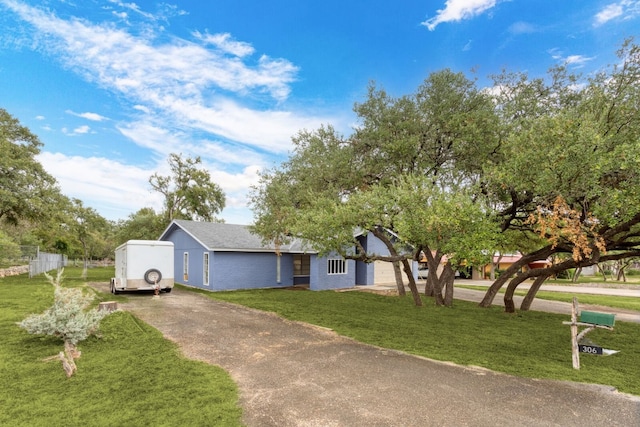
[110, 240, 174, 294]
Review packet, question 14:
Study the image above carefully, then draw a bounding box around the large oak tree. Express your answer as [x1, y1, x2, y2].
[480, 40, 640, 312]
[251, 70, 500, 306]
[149, 153, 226, 223]
[0, 109, 61, 225]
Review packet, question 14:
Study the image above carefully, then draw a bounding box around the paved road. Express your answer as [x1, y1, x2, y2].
[365, 282, 640, 323]
[456, 281, 640, 297]
[98, 284, 640, 427]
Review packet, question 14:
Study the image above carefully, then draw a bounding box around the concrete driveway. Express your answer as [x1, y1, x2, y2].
[92, 284, 640, 427]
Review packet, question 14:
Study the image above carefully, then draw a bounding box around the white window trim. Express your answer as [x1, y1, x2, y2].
[183, 252, 189, 282]
[327, 258, 347, 275]
[203, 252, 210, 286]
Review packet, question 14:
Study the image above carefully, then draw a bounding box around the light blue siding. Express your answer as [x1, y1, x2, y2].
[310, 254, 356, 290]
[162, 222, 408, 291]
[355, 233, 391, 286]
[210, 252, 293, 291]
[167, 228, 205, 287]
[355, 233, 418, 286]
[355, 234, 374, 285]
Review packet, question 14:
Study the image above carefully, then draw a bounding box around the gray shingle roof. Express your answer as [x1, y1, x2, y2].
[164, 220, 312, 253]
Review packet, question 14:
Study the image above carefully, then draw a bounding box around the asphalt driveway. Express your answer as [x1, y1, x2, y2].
[91, 284, 640, 427]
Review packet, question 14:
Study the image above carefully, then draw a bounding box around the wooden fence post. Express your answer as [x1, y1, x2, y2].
[570, 297, 580, 369]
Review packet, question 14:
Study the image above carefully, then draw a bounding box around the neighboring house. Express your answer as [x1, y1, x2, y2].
[478, 253, 551, 279]
[159, 220, 416, 291]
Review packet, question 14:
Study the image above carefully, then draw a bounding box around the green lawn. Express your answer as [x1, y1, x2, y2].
[545, 276, 640, 285]
[0, 268, 242, 427]
[188, 285, 640, 396]
[4, 266, 638, 427]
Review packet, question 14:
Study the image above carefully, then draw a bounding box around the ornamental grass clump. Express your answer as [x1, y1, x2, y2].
[18, 269, 110, 377]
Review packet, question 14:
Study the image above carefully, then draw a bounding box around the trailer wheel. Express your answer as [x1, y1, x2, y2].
[144, 268, 163, 285]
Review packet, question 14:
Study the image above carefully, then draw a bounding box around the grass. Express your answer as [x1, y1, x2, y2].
[185, 285, 640, 396]
[456, 284, 640, 311]
[545, 276, 640, 285]
[530, 291, 640, 311]
[0, 268, 242, 427]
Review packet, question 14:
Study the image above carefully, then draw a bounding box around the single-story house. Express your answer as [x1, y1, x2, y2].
[159, 220, 418, 291]
[478, 253, 552, 279]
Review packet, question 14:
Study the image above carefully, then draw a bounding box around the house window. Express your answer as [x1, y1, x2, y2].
[203, 252, 209, 286]
[183, 252, 189, 281]
[293, 254, 310, 276]
[327, 258, 347, 275]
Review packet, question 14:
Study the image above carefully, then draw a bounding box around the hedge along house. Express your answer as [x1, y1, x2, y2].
[159, 220, 358, 291]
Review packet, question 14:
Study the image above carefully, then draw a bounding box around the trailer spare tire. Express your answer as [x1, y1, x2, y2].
[144, 268, 163, 285]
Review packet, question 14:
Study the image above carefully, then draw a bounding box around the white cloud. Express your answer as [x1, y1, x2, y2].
[164, 98, 331, 153]
[193, 31, 255, 57]
[62, 125, 92, 136]
[66, 110, 109, 121]
[0, 0, 336, 155]
[595, 4, 623, 25]
[1, 0, 346, 222]
[37, 151, 262, 224]
[116, 119, 273, 165]
[594, 1, 640, 26]
[548, 48, 595, 68]
[37, 151, 165, 220]
[422, 0, 499, 31]
[564, 55, 594, 66]
[508, 21, 537, 35]
[74, 125, 91, 134]
[107, 0, 157, 21]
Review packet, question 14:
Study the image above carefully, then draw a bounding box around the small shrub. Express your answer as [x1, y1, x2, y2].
[17, 269, 110, 377]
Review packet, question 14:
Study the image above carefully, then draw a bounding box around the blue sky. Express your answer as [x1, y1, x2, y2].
[1, 0, 639, 225]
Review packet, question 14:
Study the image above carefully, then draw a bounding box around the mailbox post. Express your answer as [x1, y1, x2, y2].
[562, 297, 615, 370]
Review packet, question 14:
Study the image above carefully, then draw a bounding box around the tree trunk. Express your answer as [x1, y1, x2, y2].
[370, 227, 421, 306]
[423, 248, 444, 302]
[479, 246, 555, 308]
[392, 261, 406, 296]
[597, 263, 608, 281]
[424, 273, 435, 297]
[401, 258, 422, 307]
[442, 264, 455, 307]
[616, 260, 629, 282]
[428, 256, 445, 306]
[520, 274, 549, 311]
[99, 301, 118, 312]
[60, 341, 80, 378]
[572, 267, 582, 283]
[503, 273, 530, 313]
[490, 253, 503, 281]
[619, 269, 627, 282]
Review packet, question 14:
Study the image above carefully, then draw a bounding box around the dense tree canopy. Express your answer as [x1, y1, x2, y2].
[0, 108, 61, 225]
[149, 153, 226, 223]
[252, 40, 640, 311]
[251, 70, 501, 306]
[114, 207, 166, 244]
[480, 40, 640, 311]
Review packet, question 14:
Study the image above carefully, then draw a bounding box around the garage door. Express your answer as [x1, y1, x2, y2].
[373, 260, 397, 284]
